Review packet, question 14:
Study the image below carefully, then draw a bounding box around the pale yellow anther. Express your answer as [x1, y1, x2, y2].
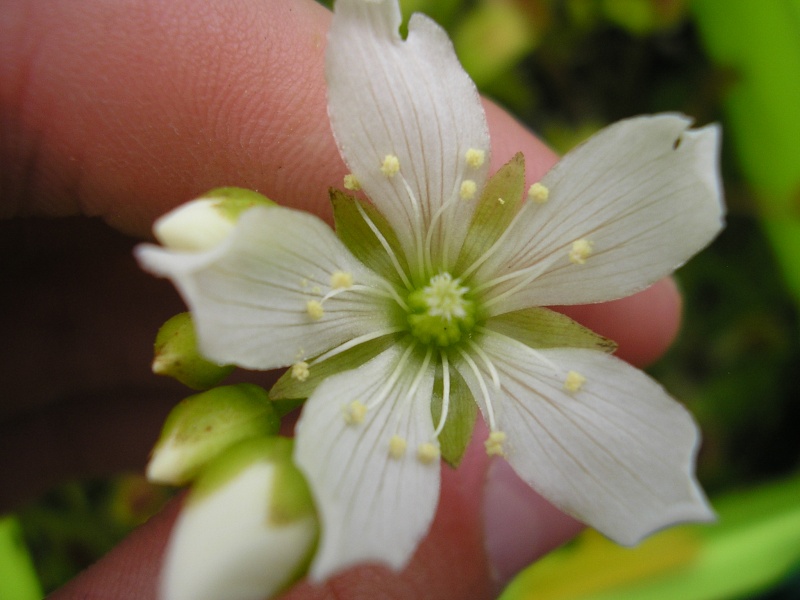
[343, 400, 368, 426]
[497, 197, 506, 205]
[528, 182, 549, 204]
[484, 430, 507, 457]
[569, 239, 594, 265]
[460, 179, 477, 200]
[290, 361, 310, 382]
[388, 435, 407, 459]
[343, 173, 361, 191]
[416, 442, 440, 465]
[465, 148, 486, 168]
[306, 300, 324, 320]
[381, 154, 400, 177]
[330, 270, 354, 290]
[564, 370, 587, 393]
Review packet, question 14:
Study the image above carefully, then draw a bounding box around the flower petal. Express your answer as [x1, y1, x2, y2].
[327, 0, 490, 270]
[475, 115, 724, 312]
[294, 343, 439, 580]
[136, 206, 394, 370]
[456, 332, 714, 545]
[161, 444, 317, 600]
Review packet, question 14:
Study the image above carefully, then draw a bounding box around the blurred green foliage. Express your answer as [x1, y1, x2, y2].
[10, 0, 800, 597]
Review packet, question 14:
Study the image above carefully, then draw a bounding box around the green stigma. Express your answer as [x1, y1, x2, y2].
[407, 273, 476, 347]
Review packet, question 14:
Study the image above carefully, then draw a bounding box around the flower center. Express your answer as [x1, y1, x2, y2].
[407, 273, 476, 347]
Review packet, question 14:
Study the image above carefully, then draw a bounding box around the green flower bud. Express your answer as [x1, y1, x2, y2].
[154, 187, 275, 251]
[147, 384, 280, 486]
[152, 312, 234, 390]
[162, 437, 318, 600]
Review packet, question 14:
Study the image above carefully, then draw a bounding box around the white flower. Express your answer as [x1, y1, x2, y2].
[137, 0, 724, 586]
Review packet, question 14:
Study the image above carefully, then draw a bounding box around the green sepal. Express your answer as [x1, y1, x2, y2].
[190, 437, 316, 524]
[270, 333, 404, 401]
[431, 363, 477, 468]
[486, 307, 618, 352]
[455, 152, 526, 275]
[200, 187, 276, 220]
[148, 384, 280, 486]
[152, 312, 235, 390]
[331, 189, 409, 287]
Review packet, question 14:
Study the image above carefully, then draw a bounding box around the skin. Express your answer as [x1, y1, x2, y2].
[0, 0, 682, 598]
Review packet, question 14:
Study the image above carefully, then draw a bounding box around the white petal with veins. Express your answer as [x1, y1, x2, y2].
[326, 0, 490, 269]
[295, 343, 439, 580]
[137, 206, 393, 370]
[456, 332, 714, 545]
[477, 115, 724, 313]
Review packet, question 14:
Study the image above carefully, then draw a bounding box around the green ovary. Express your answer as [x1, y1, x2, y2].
[406, 273, 476, 347]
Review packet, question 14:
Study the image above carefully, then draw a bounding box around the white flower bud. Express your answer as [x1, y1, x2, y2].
[147, 384, 279, 486]
[161, 438, 318, 600]
[154, 188, 274, 251]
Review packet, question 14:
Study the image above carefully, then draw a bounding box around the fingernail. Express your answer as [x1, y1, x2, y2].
[483, 458, 583, 588]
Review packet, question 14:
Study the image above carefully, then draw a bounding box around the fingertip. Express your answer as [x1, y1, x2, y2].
[483, 458, 584, 590]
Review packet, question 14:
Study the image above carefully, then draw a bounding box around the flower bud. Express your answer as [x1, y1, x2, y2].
[154, 187, 275, 251]
[147, 384, 280, 486]
[161, 437, 318, 600]
[152, 312, 234, 390]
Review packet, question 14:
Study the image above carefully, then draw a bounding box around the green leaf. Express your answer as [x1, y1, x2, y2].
[486, 307, 617, 352]
[331, 189, 410, 286]
[692, 1, 800, 306]
[455, 153, 526, 275]
[431, 363, 477, 468]
[269, 333, 404, 401]
[153, 312, 235, 390]
[148, 383, 280, 485]
[0, 516, 43, 600]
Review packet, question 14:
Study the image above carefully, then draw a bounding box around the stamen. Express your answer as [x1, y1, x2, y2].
[343, 400, 367, 425]
[465, 148, 486, 169]
[424, 183, 461, 273]
[310, 326, 405, 364]
[484, 430, 507, 457]
[564, 370, 586, 393]
[388, 435, 407, 459]
[330, 271, 354, 290]
[343, 174, 361, 191]
[497, 197, 505, 205]
[417, 442, 440, 464]
[398, 173, 425, 276]
[381, 154, 400, 177]
[306, 300, 324, 320]
[432, 351, 451, 438]
[365, 343, 417, 410]
[476, 326, 561, 373]
[476, 249, 564, 311]
[467, 339, 501, 389]
[457, 347, 498, 431]
[528, 182, 549, 204]
[569, 239, 594, 265]
[290, 361, 310, 382]
[460, 180, 477, 200]
[354, 201, 412, 289]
